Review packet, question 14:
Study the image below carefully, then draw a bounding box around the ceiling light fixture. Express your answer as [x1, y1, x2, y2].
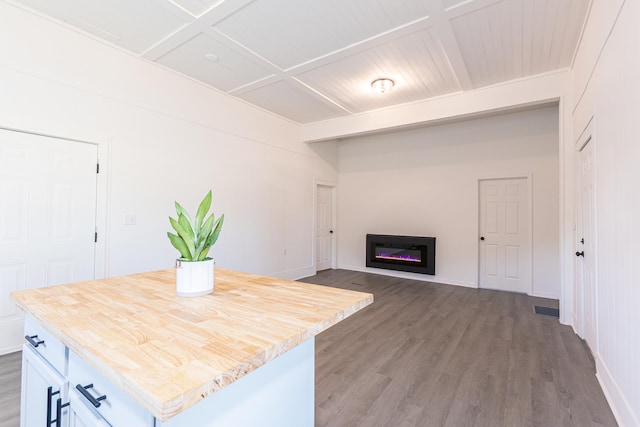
[371, 78, 395, 93]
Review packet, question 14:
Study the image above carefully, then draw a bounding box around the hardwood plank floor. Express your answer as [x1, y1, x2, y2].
[302, 270, 617, 427]
[0, 269, 617, 427]
[0, 351, 20, 427]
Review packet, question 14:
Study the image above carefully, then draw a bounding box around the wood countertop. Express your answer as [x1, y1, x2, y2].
[11, 268, 373, 421]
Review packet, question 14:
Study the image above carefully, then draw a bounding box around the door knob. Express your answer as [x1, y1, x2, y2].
[480, 236, 485, 241]
[576, 251, 584, 257]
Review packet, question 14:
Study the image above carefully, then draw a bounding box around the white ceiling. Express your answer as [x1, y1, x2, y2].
[12, 0, 590, 124]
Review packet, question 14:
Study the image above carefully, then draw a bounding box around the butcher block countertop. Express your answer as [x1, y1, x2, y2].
[11, 268, 373, 421]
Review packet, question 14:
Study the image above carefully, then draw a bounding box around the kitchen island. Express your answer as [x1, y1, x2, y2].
[11, 268, 373, 426]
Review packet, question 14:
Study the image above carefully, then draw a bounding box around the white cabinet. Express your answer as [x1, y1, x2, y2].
[20, 315, 152, 427]
[21, 314, 315, 427]
[20, 318, 69, 427]
[67, 350, 154, 427]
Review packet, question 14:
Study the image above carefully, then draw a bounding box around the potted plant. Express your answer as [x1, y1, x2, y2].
[167, 190, 224, 297]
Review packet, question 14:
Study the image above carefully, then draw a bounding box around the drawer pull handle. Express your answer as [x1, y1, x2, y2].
[47, 386, 59, 426]
[76, 384, 107, 408]
[25, 334, 44, 348]
[54, 398, 70, 427]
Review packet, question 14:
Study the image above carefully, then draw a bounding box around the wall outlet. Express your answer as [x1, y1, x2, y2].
[124, 214, 137, 225]
[283, 248, 287, 255]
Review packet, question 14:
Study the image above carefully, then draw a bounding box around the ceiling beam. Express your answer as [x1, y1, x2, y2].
[301, 70, 567, 142]
[141, 0, 256, 61]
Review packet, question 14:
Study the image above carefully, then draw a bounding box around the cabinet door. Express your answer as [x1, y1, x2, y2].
[68, 392, 111, 427]
[21, 345, 67, 427]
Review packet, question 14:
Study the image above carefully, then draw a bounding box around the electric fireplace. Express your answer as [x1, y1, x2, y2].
[366, 234, 436, 275]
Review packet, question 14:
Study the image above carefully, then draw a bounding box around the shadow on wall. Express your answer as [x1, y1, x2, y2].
[308, 140, 339, 172]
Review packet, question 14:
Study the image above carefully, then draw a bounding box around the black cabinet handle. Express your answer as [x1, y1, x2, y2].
[76, 384, 107, 408]
[25, 335, 44, 348]
[47, 386, 54, 426]
[480, 236, 485, 241]
[54, 398, 70, 427]
[47, 386, 60, 426]
[576, 251, 584, 257]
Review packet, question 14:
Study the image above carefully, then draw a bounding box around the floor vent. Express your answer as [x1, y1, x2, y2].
[534, 305, 559, 317]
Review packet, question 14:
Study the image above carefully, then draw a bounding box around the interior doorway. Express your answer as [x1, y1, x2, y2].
[478, 177, 532, 293]
[0, 128, 98, 354]
[315, 183, 336, 272]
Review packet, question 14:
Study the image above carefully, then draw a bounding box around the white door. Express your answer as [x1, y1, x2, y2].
[0, 129, 98, 354]
[578, 139, 597, 349]
[479, 178, 531, 293]
[315, 185, 334, 271]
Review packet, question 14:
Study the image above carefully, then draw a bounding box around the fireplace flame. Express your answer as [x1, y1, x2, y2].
[375, 254, 421, 262]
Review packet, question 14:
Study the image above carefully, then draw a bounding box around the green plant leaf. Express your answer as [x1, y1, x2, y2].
[169, 215, 192, 256]
[194, 191, 212, 235]
[167, 232, 191, 259]
[176, 213, 196, 258]
[196, 247, 211, 261]
[175, 201, 194, 233]
[169, 216, 182, 235]
[169, 191, 223, 261]
[194, 213, 216, 259]
[206, 214, 224, 248]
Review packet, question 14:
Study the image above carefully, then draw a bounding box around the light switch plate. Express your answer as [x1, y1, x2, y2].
[124, 214, 137, 225]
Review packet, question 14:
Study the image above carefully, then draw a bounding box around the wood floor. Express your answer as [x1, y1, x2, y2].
[302, 270, 617, 427]
[0, 351, 20, 427]
[0, 270, 617, 427]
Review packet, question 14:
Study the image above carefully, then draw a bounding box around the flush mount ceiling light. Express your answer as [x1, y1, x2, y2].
[371, 78, 395, 93]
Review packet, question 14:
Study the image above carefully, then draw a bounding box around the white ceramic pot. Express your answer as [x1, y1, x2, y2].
[175, 258, 214, 297]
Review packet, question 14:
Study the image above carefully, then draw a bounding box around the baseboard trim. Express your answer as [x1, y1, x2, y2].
[0, 344, 22, 356]
[270, 265, 317, 281]
[530, 291, 560, 300]
[596, 353, 639, 427]
[336, 264, 477, 288]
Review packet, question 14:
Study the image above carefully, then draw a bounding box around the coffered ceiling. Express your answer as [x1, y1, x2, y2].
[11, 0, 590, 124]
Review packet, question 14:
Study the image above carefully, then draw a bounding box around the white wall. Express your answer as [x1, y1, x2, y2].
[0, 3, 338, 280]
[570, 0, 640, 425]
[337, 106, 560, 297]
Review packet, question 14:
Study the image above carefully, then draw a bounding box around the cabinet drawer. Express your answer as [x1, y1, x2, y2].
[68, 350, 154, 427]
[23, 315, 67, 376]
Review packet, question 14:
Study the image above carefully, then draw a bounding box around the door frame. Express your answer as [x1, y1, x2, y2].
[0, 123, 109, 354]
[313, 179, 337, 272]
[476, 174, 534, 294]
[0, 120, 109, 280]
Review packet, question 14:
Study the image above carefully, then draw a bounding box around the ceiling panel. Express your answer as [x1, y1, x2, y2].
[450, 0, 589, 88]
[167, 0, 222, 17]
[11, 0, 592, 124]
[157, 32, 275, 92]
[296, 28, 460, 113]
[442, 0, 474, 11]
[16, 0, 188, 54]
[238, 81, 350, 124]
[214, 0, 431, 69]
